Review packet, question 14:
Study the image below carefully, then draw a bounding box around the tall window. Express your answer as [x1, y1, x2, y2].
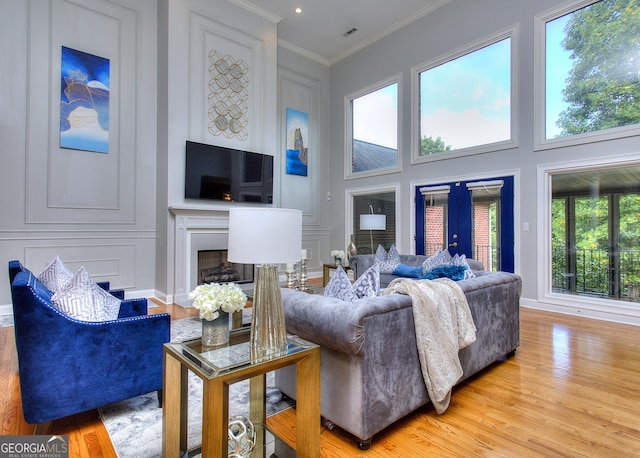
[551, 166, 640, 302]
[538, 0, 640, 148]
[413, 28, 514, 162]
[346, 77, 400, 178]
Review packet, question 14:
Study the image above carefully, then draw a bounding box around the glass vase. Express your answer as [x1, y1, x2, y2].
[201, 310, 229, 347]
[250, 264, 287, 358]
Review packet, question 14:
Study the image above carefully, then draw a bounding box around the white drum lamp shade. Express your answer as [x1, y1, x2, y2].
[228, 207, 302, 264]
[360, 207, 386, 254]
[359, 214, 386, 231]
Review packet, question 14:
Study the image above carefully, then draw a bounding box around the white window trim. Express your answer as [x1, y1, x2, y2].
[344, 74, 403, 180]
[345, 183, 401, 252]
[536, 153, 640, 324]
[411, 25, 519, 164]
[534, 0, 640, 151]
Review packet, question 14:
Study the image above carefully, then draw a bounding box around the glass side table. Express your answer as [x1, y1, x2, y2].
[162, 327, 320, 458]
[322, 263, 353, 286]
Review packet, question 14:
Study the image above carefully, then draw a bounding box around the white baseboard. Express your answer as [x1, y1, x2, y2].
[122, 289, 156, 300]
[521, 297, 640, 327]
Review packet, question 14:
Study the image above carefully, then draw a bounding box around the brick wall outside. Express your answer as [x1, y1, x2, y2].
[425, 206, 445, 256]
[474, 204, 491, 268]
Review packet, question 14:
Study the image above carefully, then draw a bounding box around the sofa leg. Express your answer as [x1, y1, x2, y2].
[356, 437, 372, 450]
[34, 421, 51, 435]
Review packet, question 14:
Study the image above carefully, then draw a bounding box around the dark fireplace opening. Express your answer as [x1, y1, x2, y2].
[197, 250, 254, 285]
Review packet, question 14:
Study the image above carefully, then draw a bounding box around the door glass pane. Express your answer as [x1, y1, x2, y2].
[422, 192, 448, 256]
[471, 188, 501, 271]
[619, 193, 640, 299]
[551, 166, 640, 302]
[552, 197, 570, 291]
[574, 195, 610, 296]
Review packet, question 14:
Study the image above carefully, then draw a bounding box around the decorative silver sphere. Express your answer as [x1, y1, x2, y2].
[228, 415, 256, 457]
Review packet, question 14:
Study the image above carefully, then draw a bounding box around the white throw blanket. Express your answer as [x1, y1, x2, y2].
[383, 277, 476, 414]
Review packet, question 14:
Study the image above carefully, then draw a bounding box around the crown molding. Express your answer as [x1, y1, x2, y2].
[278, 39, 331, 67]
[226, 0, 282, 23]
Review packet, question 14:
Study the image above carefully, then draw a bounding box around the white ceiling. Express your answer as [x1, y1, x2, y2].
[232, 0, 451, 66]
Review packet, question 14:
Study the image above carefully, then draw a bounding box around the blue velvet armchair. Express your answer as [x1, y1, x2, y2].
[8, 260, 171, 425]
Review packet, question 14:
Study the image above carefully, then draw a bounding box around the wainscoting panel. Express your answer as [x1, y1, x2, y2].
[25, 0, 138, 223]
[279, 68, 321, 226]
[24, 243, 138, 290]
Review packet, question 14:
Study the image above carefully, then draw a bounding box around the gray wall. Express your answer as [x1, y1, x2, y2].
[277, 47, 332, 272]
[1, 0, 159, 309]
[326, 0, 640, 320]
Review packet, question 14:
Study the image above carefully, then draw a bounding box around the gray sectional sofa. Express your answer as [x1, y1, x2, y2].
[275, 254, 521, 449]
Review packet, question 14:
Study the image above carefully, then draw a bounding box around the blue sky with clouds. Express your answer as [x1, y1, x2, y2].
[353, 83, 398, 149]
[420, 37, 511, 150]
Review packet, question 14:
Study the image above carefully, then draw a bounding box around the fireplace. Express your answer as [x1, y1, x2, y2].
[197, 250, 254, 285]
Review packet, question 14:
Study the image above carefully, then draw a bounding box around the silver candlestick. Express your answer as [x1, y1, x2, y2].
[284, 270, 297, 289]
[298, 259, 308, 292]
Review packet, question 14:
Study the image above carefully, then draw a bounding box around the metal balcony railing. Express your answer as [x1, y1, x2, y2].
[552, 247, 640, 302]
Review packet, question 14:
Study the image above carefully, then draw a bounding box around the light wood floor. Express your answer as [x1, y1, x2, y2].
[2, 282, 639, 457]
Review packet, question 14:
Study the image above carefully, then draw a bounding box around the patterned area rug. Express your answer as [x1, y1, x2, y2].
[99, 316, 293, 457]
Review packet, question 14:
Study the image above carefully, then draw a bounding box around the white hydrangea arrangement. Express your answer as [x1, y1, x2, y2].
[188, 282, 247, 321]
[330, 250, 346, 260]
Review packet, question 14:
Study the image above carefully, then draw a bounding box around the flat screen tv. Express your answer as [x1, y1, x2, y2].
[185, 141, 273, 203]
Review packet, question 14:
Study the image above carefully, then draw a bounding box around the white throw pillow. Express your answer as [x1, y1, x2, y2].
[352, 261, 381, 298]
[323, 266, 358, 301]
[375, 244, 401, 274]
[52, 267, 121, 321]
[421, 249, 453, 273]
[37, 256, 74, 293]
[452, 253, 476, 279]
[324, 263, 380, 301]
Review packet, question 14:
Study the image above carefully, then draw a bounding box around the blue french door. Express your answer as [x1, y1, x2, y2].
[415, 176, 514, 272]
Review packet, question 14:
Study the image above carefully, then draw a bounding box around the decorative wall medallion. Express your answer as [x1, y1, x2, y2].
[208, 50, 249, 140]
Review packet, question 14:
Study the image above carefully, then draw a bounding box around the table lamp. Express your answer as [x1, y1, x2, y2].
[228, 207, 302, 356]
[360, 204, 386, 254]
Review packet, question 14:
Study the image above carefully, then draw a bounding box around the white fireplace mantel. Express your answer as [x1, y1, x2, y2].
[169, 206, 233, 307]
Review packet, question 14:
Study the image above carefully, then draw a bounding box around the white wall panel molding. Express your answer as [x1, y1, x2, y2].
[0, 230, 155, 240]
[25, 0, 138, 223]
[24, 242, 139, 289]
[278, 67, 321, 224]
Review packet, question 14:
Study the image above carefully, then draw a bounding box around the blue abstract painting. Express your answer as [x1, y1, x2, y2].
[60, 46, 110, 153]
[286, 108, 308, 176]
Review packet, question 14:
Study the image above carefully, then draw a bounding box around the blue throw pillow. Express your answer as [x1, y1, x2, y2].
[421, 264, 468, 281]
[392, 264, 424, 279]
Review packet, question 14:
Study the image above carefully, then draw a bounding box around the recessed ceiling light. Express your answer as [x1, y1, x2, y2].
[294, 7, 303, 14]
